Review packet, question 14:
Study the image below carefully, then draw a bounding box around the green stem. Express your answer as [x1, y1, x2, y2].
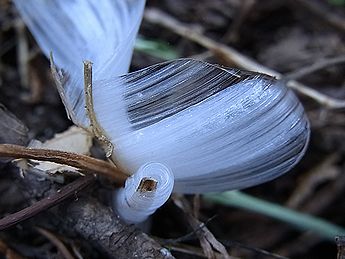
[204, 191, 345, 240]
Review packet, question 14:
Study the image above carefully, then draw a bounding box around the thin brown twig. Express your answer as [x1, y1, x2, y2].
[144, 8, 345, 109]
[0, 174, 95, 231]
[60, 197, 175, 258]
[11, 168, 174, 259]
[36, 227, 76, 259]
[143, 8, 275, 75]
[172, 195, 232, 259]
[294, 0, 345, 32]
[156, 239, 236, 259]
[165, 243, 210, 258]
[49, 53, 75, 121]
[0, 144, 127, 184]
[222, 0, 256, 43]
[285, 55, 345, 80]
[160, 215, 218, 245]
[287, 80, 345, 109]
[301, 166, 345, 215]
[286, 154, 340, 209]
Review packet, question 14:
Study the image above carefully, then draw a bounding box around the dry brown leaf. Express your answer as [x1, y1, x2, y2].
[15, 126, 92, 179]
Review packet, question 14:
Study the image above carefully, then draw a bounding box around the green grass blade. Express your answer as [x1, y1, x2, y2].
[204, 191, 345, 240]
[135, 37, 179, 60]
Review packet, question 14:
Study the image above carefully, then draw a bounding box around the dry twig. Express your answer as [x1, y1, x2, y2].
[221, 239, 289, 259]
[0, 174, 94, 231]
[285, 55, 345, 80]
[222, 0, 256, 43]
[301, 167, 345, 215]
[160, 241, 238, 259]
[0, 144, 127, 184]
[11, 170, 175, 259]
[144, 8, 345, 109]
[58, 197, 175, 259]
[49, 53, 76, 122]
[172, 195, 231, 259]
[286, 154, 340, 209]
[36, 227, 76, 259]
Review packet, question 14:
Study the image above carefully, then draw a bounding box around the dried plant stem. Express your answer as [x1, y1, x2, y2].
[83, 61, 113, 157]
[36, 227, 76, 259]
[12, 166, 173, 259]
[144, 8, 345, 109]
[286, 154, 339, 209]
[155, 240, 221, 258]
[0, 144, 127, 184]
[287, 81, 345, 109]
[222, 0, 256, 43]
[62, 197, 175, 258]
[172, 195, 231, 259]
[285, 55, 345, 80]
[0, 174, 95, 231]
[49, 53, 76, 121]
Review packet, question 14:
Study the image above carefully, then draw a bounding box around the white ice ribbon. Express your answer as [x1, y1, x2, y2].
[14, 0, 310, 223]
